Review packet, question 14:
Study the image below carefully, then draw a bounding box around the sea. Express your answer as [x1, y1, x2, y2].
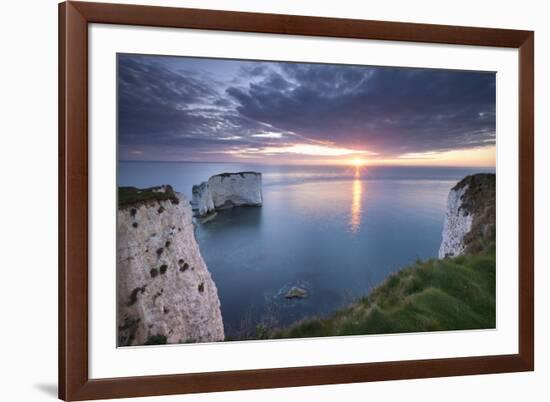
[119, 162, 495, 339]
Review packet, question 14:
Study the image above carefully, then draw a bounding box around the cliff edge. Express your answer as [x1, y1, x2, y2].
[192, 172, 262, 217]
[117, 185, 224, 346]
[439, 173, 495, 259]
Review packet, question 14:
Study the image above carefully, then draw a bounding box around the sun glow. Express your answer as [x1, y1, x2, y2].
[351, 158, 366, 167]
[258, 144, 373, 157]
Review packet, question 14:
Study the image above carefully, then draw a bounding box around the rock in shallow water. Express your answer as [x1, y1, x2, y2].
[198, 211, 217, 224]
[284, 286, 308, 299]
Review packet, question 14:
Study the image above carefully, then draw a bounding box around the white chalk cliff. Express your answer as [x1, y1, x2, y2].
[192, 172, 262, 217]
[117, 186, 224, 346]
[439, 174, 496, 259]
[439, 184, 473, 258]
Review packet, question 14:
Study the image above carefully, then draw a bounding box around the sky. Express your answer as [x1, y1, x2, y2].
[118, 53, 496, 167]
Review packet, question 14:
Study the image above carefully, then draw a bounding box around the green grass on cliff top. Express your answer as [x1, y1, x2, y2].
[118, 186, 179, 208]
[270, 245, 495, 339]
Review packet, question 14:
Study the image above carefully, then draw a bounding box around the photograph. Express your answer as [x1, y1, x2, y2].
[116, 53, 496, 347]
[1, 0, 543, 401]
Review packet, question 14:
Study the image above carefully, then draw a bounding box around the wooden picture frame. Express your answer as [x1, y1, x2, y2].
[59, 1, 534, 400]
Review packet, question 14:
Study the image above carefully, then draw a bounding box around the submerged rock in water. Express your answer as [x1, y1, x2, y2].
[192, 172, 262, 218]
[285, 286, 308, 299]
[198, 211, 217, 224]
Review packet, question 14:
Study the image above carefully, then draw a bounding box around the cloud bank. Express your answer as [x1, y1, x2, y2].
[118, 54, 496, 164]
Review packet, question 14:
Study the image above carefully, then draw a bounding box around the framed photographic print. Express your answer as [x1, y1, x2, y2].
[59, 1, 534, 400]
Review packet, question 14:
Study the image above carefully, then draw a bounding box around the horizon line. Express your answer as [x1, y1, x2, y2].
[118, 159, 496, 169]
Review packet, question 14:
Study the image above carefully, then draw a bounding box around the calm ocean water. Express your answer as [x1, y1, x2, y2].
[119, 162, 495, 338]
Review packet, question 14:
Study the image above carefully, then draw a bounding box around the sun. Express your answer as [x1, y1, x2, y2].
[351, 158, 366, 167]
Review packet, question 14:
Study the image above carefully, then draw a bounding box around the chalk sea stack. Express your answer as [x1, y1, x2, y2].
[192, 172, 262, 218]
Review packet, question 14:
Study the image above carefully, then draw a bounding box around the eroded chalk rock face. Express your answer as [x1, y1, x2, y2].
[439, 174, 496, 259]
[191, 181, 215, 217]
[117, 185, 224, 346]
[192, 172, 262, 217]
[439, 185, 473, 258]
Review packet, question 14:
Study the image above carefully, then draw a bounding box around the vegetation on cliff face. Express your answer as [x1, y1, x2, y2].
[212, 171, 261, 180]
[454, 173, 496, 255]
[118, 185, 179, 208]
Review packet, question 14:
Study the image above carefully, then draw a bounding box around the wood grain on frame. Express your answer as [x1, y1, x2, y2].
[59, 1, 534, 400]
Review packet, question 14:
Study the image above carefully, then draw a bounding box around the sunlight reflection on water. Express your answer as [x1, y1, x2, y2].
[349, 178, 363, 234]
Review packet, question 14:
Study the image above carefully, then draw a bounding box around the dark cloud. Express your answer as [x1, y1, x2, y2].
[118, 54, 495, 161]
[227, 64, 495, 154]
